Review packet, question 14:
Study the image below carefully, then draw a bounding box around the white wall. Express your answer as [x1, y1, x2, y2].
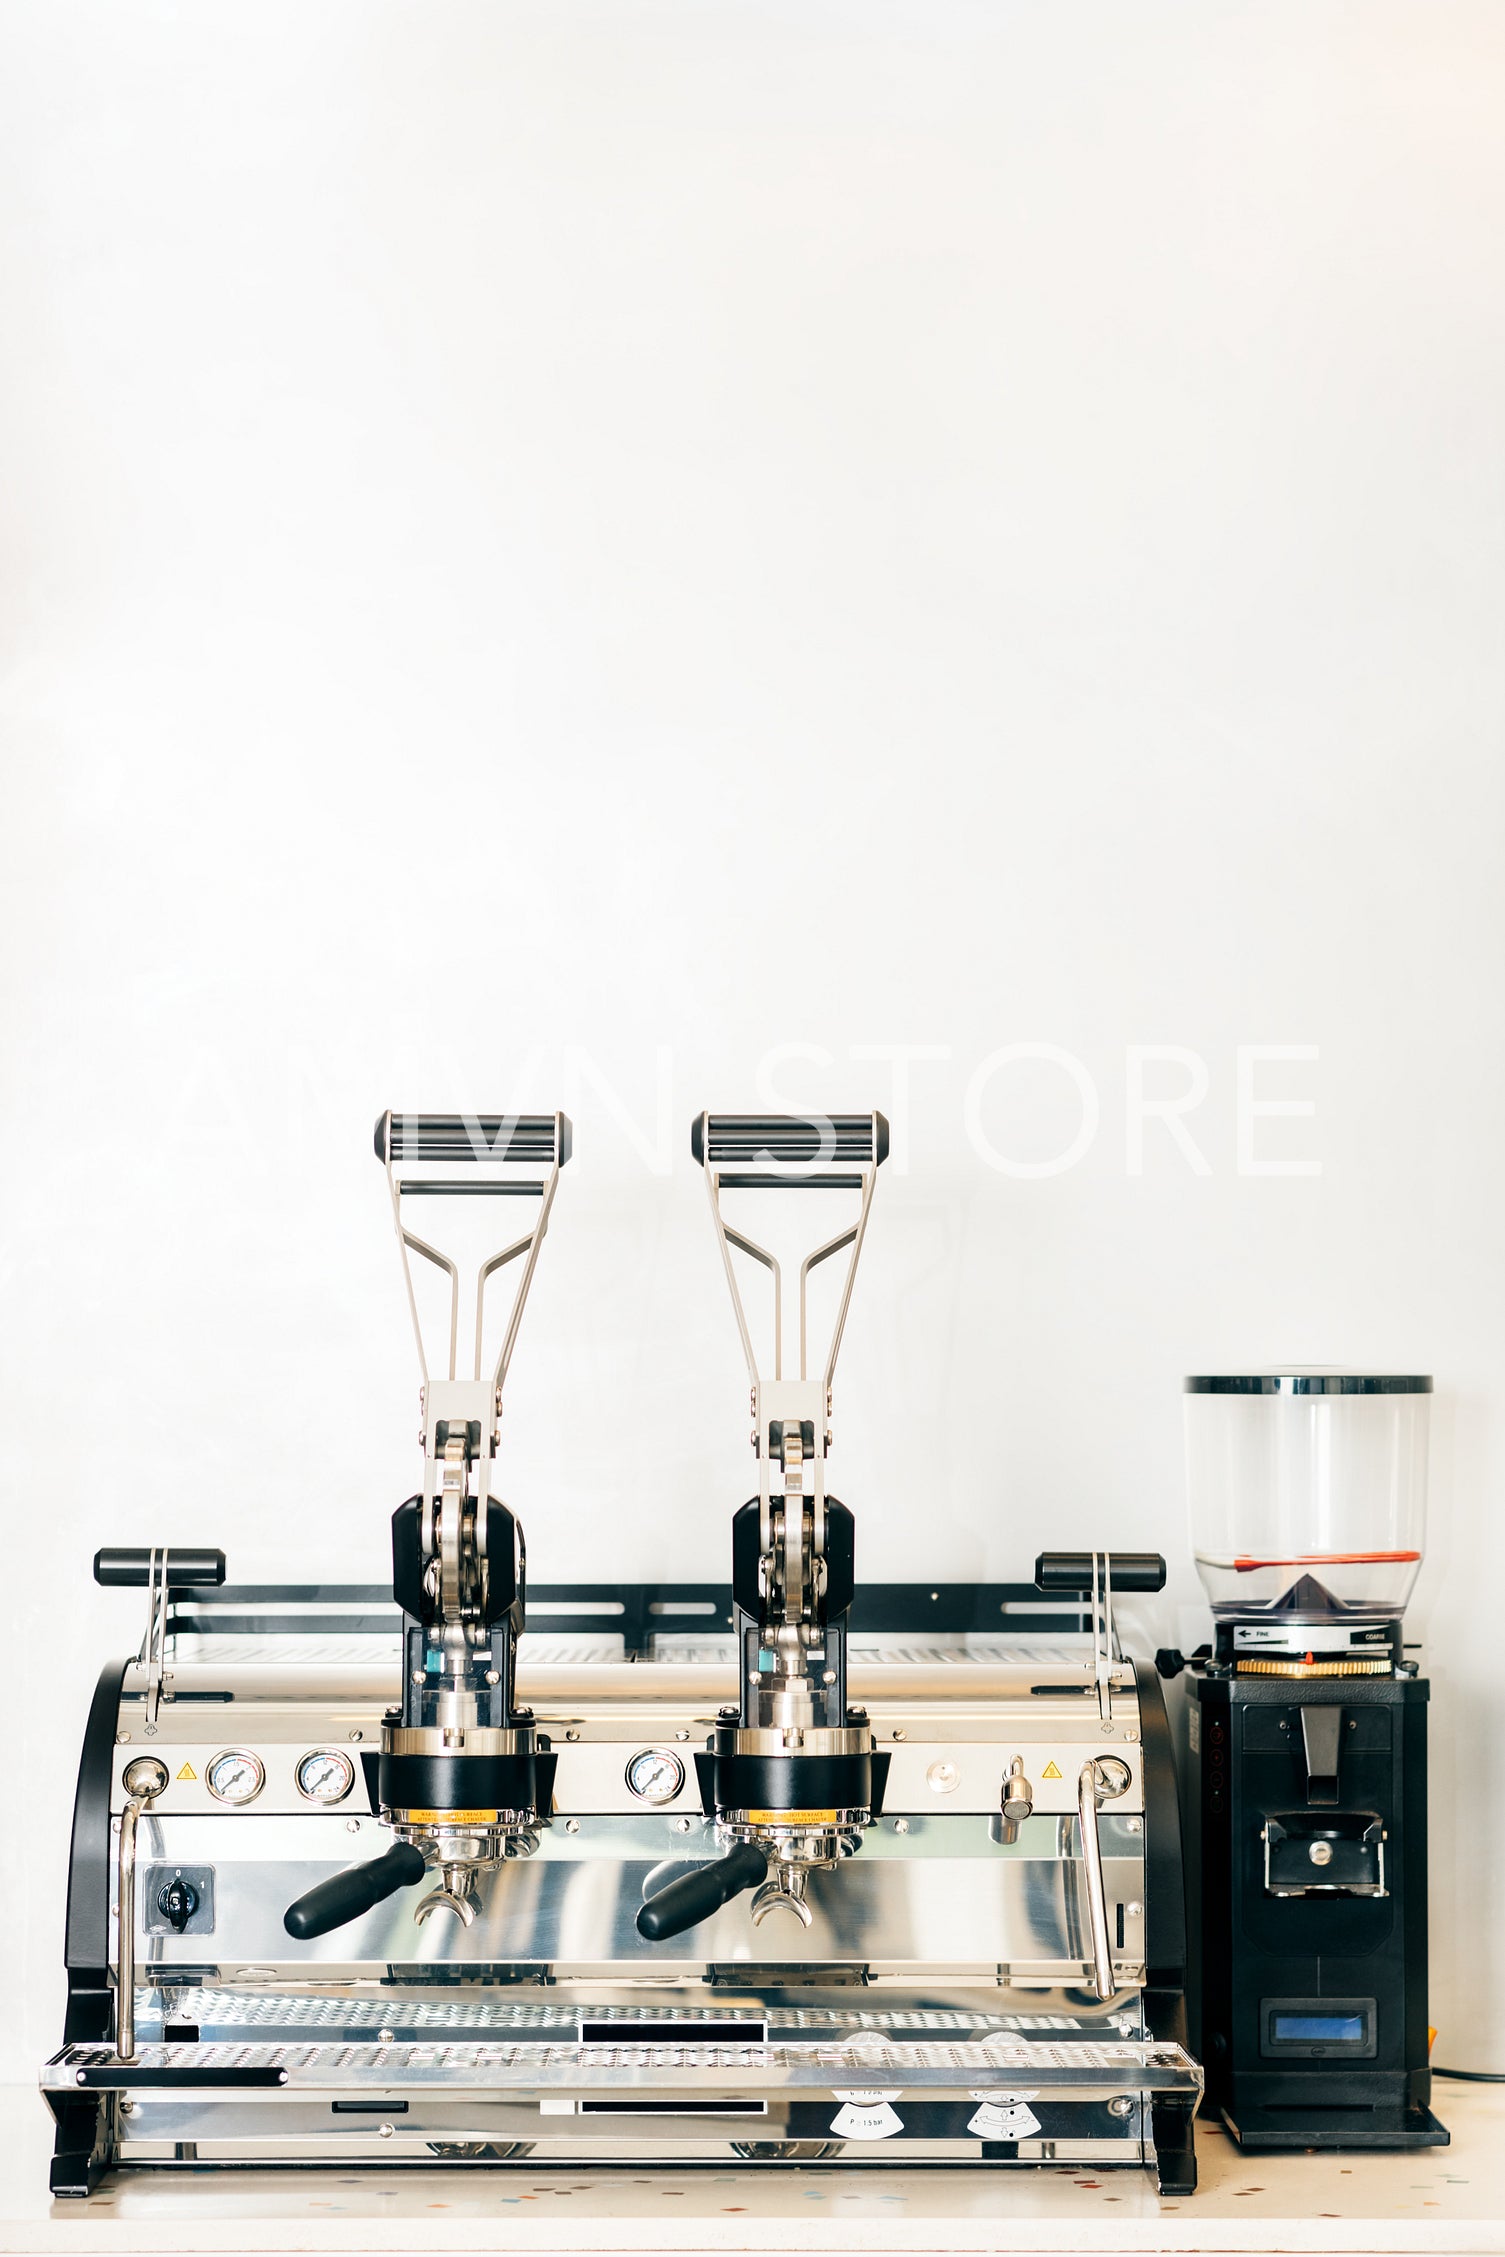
[2, 0, 1503, 2082]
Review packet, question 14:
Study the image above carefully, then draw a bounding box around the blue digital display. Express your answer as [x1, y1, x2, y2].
[1273, 2013, 1364, 2044]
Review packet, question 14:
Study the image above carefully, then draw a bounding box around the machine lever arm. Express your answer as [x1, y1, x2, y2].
[283, 1843, 427, 1940]
[635, 1843, 769, 1941]
[1078, 1757, 1132, 2002]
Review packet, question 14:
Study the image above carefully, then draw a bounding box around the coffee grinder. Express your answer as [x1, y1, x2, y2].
[1173, 1371, 1447, 2151]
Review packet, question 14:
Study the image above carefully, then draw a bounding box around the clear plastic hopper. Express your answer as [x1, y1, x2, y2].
[1184, 1371, 1431, 1621]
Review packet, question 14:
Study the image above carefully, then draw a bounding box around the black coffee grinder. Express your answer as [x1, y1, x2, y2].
[1172, 1371, 1447, 2151]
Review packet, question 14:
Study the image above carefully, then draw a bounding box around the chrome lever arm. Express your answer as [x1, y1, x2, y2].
[1077, 1755, 1132, 2002]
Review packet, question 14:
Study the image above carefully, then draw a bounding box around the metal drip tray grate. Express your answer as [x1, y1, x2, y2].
[52, 2036, 1199, 2093]
[136, 1991, 1127, 2037]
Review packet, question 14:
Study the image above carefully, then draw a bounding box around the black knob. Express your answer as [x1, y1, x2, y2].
[158, 1877, 199, 1933]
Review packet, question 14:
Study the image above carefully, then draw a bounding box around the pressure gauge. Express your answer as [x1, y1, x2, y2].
[206, 1747, 266, 1805]
[295, 1748, 356, 1804]
[625, 1747, 686, 1805]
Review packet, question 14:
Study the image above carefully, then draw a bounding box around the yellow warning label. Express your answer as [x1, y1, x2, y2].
[176, 1762, 197, 1782]
[1041, 1761, 1062, 1781]
[747, 1809, 839, 1827]
[403, 1809, 499, 1826]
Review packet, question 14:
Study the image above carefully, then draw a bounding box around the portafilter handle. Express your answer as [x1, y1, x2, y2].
[283, 1843, 428, 1940]
[635, 1842, 769, 1942]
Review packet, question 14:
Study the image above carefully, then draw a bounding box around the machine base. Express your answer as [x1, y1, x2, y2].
[1217, 2101, 1449, 2151]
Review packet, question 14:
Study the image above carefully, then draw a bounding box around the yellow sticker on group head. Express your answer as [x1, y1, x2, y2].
[404, 1809, 499, 1825]
[746, 1809, 839, 1826]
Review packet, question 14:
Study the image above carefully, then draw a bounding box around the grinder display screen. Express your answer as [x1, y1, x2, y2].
[1272, 2012, 1365, 2044]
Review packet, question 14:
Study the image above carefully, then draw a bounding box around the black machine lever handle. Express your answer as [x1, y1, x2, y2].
[94, 1548, 226, 1589]
[635, 1843, 769, 1942]
[692, 1113, 889, 1170]
[1035, 1551, 1167, 1595]
[375, 1111, 572, 1166]
[283, 1843, 427, 1940]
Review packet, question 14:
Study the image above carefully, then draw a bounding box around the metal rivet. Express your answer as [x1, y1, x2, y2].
[566, 1729, 580, 1742]
[673, 1817, 692, 1834]
[1126, 1900, 1143, 1916]
[1108, 2094, 1135, 2118]
[348, 1729, 363, 1742]
[1126, 1817, 1142, 1833]
[893, 1817, 910, 1834]
[378, 2029, 395, 2045]
[892, 1728, 907, 1742]
[116, 1731, 130, 1744]
[564, 1818, 580, 1835]
[345, 1818, 361, 1833]
[675, 1730, 689, 1741]
[378, 2121, 395, 2138]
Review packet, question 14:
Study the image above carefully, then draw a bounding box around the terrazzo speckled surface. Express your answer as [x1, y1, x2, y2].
[2, 2082, 1498, 2253]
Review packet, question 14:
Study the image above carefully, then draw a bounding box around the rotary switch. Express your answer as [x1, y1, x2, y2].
[157, 1876, 200, 1933]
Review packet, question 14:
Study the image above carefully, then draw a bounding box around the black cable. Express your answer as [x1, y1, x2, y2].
[1433, 2065, 1505, 2082]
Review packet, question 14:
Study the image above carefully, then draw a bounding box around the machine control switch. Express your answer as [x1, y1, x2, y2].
[1002, 1757, 1034, 1823]
[157, 1878, 199, 1932]
[143, 1865, 216, 1937]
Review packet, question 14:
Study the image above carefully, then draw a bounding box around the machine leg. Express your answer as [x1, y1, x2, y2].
[48, 2094, 112, 2197]
[1149, 2097, 1198, 2196]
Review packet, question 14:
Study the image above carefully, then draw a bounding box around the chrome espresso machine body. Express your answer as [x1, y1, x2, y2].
[44, 1111, 1202, 2195]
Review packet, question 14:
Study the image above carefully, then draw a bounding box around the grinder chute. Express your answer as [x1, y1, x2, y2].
[638, 1111, 888, 1939]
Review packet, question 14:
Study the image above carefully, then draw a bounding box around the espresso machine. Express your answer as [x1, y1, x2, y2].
[42, 1109, 1202, 2195]
[1170, 1371, 1446, 2151]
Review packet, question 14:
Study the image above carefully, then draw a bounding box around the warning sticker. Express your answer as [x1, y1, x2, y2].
[175, 1763, 197, 1782]
[1041, 1760, 1062, 1780]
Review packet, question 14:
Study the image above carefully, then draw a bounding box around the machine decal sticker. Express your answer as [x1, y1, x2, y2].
[829, 2090, 904, 2139]
[967, 2088, 1041, 2139]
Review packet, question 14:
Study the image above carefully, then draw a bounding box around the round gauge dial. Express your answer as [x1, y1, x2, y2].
[625, 1747, 686, 1805]
[295, 1748, 356, 1804]
[206, 1747, 265, 1805]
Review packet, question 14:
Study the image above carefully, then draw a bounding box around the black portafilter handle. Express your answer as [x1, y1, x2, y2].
[635, 1843, 769, 1942]
[1035, 1551, 1167, 1594]
[94, 1548, 226, 1588]
[283, 1843, 428, 1940]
